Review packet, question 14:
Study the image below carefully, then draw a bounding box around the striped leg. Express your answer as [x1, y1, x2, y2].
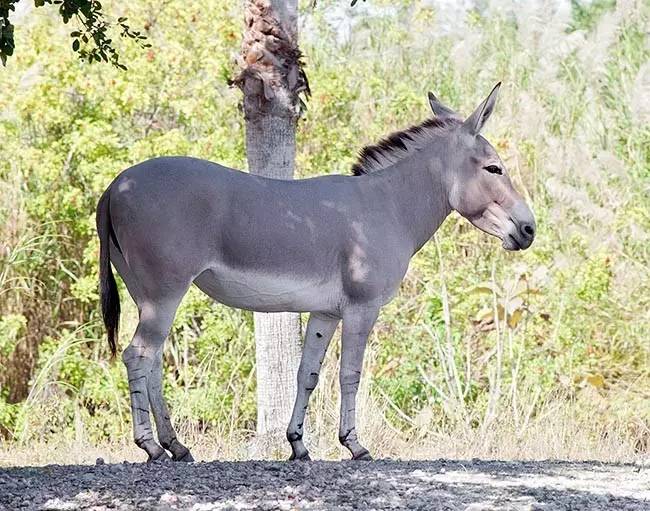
[339, 307, 379, 460]
[286, 313, 339, 461]
[148, 349, 194, 462]
[123, 298, 181, 462]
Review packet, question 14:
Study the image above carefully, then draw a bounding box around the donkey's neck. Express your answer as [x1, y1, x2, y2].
[367, 149, 451, 254]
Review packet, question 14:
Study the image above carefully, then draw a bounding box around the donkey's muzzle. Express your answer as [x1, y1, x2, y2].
[508, 201, 536, 250]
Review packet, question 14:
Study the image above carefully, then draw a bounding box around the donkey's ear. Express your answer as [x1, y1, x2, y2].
[463, 82, 501, 135]
[428, 92, 456, 117]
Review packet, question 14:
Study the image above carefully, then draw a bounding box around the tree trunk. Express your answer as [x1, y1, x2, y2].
[235, 0, 309, 456]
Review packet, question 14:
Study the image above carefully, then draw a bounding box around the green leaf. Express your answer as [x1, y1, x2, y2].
[469, 282, 502, 296]
[507, 309, 523, 329]
[585, 374, 605, 389]
[474, 307, 494, 322]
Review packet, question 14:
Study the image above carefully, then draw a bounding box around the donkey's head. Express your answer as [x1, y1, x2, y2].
[430, 84, 536, 250]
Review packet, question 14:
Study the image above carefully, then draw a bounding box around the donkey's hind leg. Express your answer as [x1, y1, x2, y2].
[123, 295, 185, 462]
[148, 349, 194, 461]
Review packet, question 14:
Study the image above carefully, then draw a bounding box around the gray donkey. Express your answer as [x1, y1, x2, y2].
[97, 83, 535, 462]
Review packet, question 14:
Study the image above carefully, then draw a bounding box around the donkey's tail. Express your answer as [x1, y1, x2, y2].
[96, 189, 120, 358]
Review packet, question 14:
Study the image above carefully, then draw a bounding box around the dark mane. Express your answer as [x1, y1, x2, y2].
[351, 116, 461, 176]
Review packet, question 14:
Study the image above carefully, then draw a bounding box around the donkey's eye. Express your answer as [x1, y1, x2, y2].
[484, 165, 502, 175]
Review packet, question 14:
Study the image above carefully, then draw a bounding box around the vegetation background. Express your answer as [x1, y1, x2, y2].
[0, 0, 648, 465]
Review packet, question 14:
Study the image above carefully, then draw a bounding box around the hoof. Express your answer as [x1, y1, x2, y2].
[289, 450, 311, 461]
[173, 450, 195, 463]
[148, 449, 172, 463]
[352, 449, 373, 461]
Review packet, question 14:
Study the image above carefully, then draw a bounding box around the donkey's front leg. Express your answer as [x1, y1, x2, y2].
[286, 313, 340, 461]
[339, 306, 379, 460]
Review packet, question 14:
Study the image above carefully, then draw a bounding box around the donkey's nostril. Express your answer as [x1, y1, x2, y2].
[521, 223, 535, 238]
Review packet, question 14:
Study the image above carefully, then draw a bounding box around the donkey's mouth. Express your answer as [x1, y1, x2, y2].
[504, 234, 523, 251]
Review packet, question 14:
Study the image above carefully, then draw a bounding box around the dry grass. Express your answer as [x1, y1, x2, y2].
[1, 393, 644, 467]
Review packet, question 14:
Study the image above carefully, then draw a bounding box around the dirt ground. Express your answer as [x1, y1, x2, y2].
[0, 458, 648, 510]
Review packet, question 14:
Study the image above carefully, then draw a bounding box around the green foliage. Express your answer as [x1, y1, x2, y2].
[569, 0, 616, 32]
[0, 314, 25, 358]
[0, 0, 149, 68]
[0, 0, 648, 453]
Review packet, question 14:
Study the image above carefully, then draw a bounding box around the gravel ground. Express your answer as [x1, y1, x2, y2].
[0, 458, 648, 511]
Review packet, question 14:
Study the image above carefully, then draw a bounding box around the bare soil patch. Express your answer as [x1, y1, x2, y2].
[0, 459, 648, 510]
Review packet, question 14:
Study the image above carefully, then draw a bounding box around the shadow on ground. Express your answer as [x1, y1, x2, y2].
[0, 459, 648, 510]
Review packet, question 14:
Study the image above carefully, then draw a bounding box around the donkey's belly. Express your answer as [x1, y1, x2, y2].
[193, 266, 339, 314]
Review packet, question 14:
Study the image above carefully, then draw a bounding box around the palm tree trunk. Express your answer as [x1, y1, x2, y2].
[235, 0, 309, 455]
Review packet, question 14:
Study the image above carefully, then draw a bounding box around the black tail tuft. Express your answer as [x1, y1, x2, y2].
[97, 190, 121, 358]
